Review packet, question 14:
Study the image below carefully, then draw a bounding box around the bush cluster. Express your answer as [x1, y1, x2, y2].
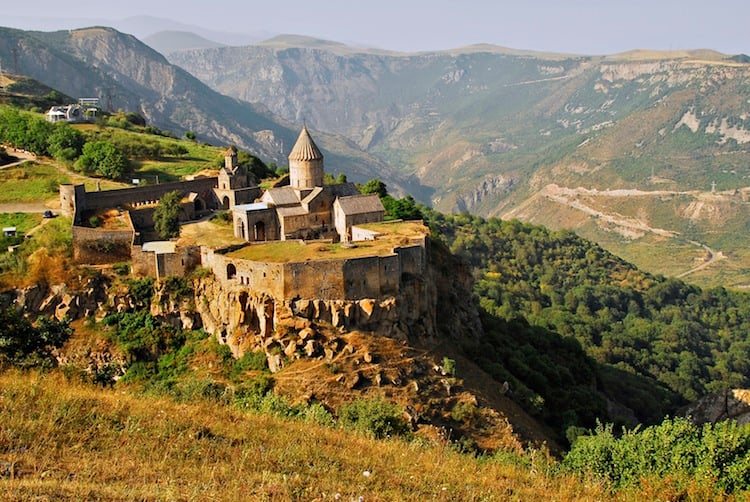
[564, 418, 750, 493]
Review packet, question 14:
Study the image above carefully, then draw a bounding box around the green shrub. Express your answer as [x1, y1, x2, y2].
[564, 417, 750, 494]
[125, 277, 154, 308]
[233, 350, 268, 374]
[112, 262, 129, 276]
[161, 275, 193, 301]
[0, 309, 72, 368]
[451, 401, 478, 423]
[441, 357, 456, 377]
[303, 402, 335, 426]
[338, 397, 411, 439]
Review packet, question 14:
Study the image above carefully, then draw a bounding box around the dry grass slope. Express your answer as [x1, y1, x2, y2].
[0, 371, 735, 501]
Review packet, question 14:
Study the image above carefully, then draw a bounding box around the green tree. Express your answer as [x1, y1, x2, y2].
[47, 122, 85, 162]
[382, 194, 423, 220]
[153, 191, 183, 239]
[0, 308, 72, 368]
[360, 178, 388, 198]
[75, 141, 128, 179]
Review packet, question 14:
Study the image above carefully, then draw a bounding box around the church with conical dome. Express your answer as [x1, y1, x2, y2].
[232, 126, 385, 243]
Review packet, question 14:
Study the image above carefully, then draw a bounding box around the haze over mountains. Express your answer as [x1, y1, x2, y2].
[2, 22, 750, 285]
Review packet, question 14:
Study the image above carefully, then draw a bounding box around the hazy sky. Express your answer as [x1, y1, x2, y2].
[4, 0, 749, 55]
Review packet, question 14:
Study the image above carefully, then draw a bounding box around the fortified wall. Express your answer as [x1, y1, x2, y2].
[60, 178, 223, 225]
[201, 234, 428, 301]
[71, 211, 136, 264]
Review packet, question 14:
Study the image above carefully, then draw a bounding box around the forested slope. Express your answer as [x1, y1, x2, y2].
[423, 209, 750, 437]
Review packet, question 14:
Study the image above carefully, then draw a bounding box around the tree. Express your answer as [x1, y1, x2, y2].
[360, 178, 388, 198]
[184, 131, 196, 141]
[153, 191, 183, 240]
[47, 123, 85, 162]
[0, 308, 72, 368]
[75, 141, 128, 179]
[382, 194, 423, 220]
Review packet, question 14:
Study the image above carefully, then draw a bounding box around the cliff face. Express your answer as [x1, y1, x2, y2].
[189, 239, 481, 362]
[5, 239, 481, 366]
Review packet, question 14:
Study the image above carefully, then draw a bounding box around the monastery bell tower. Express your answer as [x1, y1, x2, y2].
[288, 125, 324, 189]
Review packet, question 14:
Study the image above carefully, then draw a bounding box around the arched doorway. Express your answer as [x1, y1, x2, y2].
[226, 263, 237, 280]
[237, 221, 246, 240]
[254, 221, 266, 241]
[194, 198, 205, 212]
[222, 196, 230, 210]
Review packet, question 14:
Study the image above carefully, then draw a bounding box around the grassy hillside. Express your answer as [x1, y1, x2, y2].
[0, 370, 736, 501]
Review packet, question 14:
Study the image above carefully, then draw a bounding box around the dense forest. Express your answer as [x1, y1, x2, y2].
[419, 208, 750, 439]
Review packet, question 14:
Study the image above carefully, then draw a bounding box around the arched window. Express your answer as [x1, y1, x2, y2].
[226, 263, 237, 280]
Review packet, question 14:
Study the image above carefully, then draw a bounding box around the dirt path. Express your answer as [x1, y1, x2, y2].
[539, 183, 726, 277]
[0, 202, 51, 213]
[0, 146, 37, 168]
[677, 241, 726, 278]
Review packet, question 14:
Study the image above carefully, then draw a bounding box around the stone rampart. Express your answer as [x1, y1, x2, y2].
[72, 225, 134, 264]
[202, 239, 426, 302]
[132, 245, 201, 278]
[284, 260, 346, 300]
[63, 178, 220, 225]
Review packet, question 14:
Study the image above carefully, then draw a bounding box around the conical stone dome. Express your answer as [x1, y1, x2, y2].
[289, 125, 323, 162]
[288, 125, 324, 189]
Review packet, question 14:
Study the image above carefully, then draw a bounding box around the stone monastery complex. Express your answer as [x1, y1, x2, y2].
[60, 127, 429, 301]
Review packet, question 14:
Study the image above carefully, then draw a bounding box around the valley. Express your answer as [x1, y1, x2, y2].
[1, 25, 750, 499]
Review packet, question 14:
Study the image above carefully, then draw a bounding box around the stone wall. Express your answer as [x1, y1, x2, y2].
[131, 245, 201, 278]
[204, 248, 286, 298]
[202, 238, 427, 302]
[72, 225, 134, 264]
[62, 178, 221, 225]
[284, 260, 345, 299]
[396, 237, 428, 276]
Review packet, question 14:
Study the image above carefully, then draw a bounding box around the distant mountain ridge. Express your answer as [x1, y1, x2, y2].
[143, 31, 226, 55]
[167, 38, 750, 286]
[0, 26, 412, 191]
[3, 24, 750, 284]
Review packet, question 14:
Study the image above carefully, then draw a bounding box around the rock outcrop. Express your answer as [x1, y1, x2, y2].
[192, 239, 481, 363]
[683, 389, 750, 426]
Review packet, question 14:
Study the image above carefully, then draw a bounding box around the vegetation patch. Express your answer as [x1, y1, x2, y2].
[0, 163, 68, 203]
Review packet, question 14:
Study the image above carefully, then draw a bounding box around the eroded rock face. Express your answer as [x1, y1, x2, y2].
[683, 389, 750, 426]
[10, 275, 110, 321]
[190, 240, 481, 369]
[193, 275, 424, 361]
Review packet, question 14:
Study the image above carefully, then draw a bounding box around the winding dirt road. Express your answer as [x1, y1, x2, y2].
[538, 183, 726, 278]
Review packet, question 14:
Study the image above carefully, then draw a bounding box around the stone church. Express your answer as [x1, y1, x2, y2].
[232, 126, 385, 243]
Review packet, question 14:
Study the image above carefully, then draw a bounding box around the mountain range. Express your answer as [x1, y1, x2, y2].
[2, 24, 750, 285]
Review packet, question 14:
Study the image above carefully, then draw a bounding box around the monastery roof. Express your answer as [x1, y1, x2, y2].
[142, 241, 177, 254]
[335, 194, 385, 215]
[288, 125, 323, 162]
[301, 186, 324, 204]
[328, 182, 360, 198]
[262, 187, 302, 206]
[235, 202, 270, 212]
[276, 205, 309, 217]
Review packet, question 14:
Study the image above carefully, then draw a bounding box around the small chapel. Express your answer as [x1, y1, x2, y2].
[232, 126, 385, 243]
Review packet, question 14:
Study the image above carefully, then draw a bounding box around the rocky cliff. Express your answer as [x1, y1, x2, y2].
[3, 240, 532, 450]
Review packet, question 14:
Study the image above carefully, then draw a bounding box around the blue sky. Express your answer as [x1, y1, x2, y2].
[4, 0, 749, 55]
